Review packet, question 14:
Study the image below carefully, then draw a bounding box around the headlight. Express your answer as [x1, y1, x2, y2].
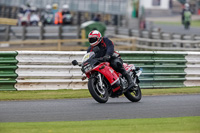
[82, 63, 92, 73]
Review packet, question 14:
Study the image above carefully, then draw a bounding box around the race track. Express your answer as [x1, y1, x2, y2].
[0, 94, 200, 122]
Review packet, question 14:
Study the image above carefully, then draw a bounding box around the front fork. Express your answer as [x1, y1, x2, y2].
[96, 72, 107, 95]
[131, 68, 142, 84]
[98, 73, 103, 89]
[129, 71, 139, 85]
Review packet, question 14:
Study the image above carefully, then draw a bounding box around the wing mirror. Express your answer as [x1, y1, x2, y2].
[72, 60, 78, 66]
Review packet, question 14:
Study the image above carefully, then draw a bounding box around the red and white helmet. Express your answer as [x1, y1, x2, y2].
[88, 30, 102, 46]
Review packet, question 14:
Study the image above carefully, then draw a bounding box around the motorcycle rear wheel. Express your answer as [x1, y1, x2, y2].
[124, 85, 142, 102]
[88, 77, 109, 103]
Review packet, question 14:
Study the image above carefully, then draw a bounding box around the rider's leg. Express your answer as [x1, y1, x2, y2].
[120, 68, 137, 90]
[110, 57, 137, 90]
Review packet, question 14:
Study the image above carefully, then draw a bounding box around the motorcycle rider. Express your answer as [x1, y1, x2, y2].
[30, 7, 40, 26]
[62, 4, 72, 25]
[181, 3, 191, 25]
[87, 30, 137, 90]
[62, 4, 71, 15]
[41, 5, 54, 25]
[183, 5, 192, 30]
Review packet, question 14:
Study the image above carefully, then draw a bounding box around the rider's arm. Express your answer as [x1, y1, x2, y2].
[87, 46, 91, 53]
[104, 38, 114, 56]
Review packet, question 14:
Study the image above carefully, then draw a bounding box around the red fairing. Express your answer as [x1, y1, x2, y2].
[92, 62, 120, 85]
[85, 73, 91, 78]
[112, 86, 120, 92]
[123, 63, 135, 72]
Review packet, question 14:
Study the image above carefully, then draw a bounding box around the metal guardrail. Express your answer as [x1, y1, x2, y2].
[0, 51, 200, 91]
[137, 38, 200, 51]
[0, 51, 18, 91]
[0, 25, 79, 41]
[0, 25, 200, 51]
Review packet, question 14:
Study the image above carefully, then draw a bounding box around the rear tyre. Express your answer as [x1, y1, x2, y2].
[88, 77, 109, 103]
[124, 85, 142, 102]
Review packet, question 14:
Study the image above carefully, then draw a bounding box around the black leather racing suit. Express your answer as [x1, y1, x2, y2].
[87, 37, 135, 89]
[87, 37, 124, 74]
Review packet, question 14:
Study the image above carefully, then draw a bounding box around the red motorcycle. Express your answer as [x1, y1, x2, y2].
[72, 48, 142, 103]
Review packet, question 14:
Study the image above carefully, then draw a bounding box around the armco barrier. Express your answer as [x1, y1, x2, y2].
[0, 51, 18, 91]
[0, 51, 199, 91]
[15, 51, 85, 90]
[120, 51, 187, 88]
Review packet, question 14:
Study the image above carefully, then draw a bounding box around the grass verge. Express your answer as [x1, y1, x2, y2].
[155, 20, 200, 27]
[0, 86, 200, 101]
[0, 116, 200, 133]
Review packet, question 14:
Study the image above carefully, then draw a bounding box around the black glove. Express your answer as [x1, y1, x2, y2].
[103, 55, 110, 62]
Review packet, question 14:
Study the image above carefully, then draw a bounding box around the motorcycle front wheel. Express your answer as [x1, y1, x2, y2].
[88, 77, 109, 103]
[124, 85, 142, 102]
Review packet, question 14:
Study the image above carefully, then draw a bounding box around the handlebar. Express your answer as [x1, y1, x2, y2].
[96, 58, 104, 62]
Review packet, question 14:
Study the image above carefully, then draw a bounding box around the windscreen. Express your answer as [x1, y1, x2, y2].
[81, 52, 95, 63]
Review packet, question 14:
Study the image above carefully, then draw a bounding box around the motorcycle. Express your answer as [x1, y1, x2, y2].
[72, 47, 142, 103]
[43, 13, 54, 25]
[30, 14, 40, 26]
[63, 13, 73, 25]
[20, 13, 30, 26]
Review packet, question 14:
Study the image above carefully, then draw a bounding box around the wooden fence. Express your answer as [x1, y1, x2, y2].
[0, 25, 200, 51]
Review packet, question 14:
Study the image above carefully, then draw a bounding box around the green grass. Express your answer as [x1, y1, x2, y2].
[142, 86, 200, 96]
[0, 116, 199, 133]
[155, 20, 200, 27]
[0, 86, 200, 101]
[0, 89, 92, 101]
[1, 88, 199, 133]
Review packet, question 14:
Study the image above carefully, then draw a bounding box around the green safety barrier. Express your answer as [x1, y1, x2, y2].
[0, 51, 18, 91]
[120, 52, 187, 88]
[0, 51, 198, 91]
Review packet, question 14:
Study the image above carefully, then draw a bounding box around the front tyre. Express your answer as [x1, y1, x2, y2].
[88, 77, 109, 103]
[124, 85, 142, 102]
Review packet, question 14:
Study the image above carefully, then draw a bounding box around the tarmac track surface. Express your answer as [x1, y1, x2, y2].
[0, 94, 200, 122]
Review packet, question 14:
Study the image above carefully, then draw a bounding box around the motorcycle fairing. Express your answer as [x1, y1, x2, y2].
[92, 62, 120, 86]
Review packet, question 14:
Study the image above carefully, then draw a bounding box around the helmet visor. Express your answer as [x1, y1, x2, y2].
[89, 37, 98, 43]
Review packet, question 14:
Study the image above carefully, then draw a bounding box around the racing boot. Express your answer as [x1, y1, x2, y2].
[123, 72, 137, 91]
